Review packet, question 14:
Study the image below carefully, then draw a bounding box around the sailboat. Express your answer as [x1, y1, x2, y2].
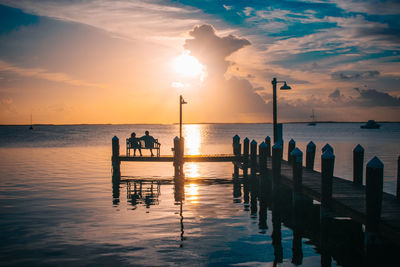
[308, 109, 316, 126]
[29, 113, 33, 130]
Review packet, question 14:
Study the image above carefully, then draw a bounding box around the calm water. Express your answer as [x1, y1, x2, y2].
[0, 123, 399, 266]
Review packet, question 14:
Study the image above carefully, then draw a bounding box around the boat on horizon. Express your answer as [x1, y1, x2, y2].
[360, 120, 380, 129]
[308, 109, 317, 126]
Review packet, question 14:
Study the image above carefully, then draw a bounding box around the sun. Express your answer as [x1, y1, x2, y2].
[173, 51, 203, 78]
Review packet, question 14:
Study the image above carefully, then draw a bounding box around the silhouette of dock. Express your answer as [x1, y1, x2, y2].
[111, 135, 400, 247]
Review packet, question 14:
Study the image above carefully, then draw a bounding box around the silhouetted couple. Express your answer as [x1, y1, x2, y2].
[130, 131, 158, 157]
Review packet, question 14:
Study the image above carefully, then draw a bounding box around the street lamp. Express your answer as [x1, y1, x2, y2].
[179, 95, 187, 139]
[272, 77, 292, 143]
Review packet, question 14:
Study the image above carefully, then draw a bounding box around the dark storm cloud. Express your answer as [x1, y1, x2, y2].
[353, 88, 400, 106]
[331, 70, 380, 80]
[184, 24, 250, 76]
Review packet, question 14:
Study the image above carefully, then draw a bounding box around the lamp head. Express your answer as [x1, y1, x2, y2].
[280, 82, 291, 90]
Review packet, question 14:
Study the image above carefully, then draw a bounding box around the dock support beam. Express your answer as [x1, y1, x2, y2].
[174, 137, 184, 178]
[288, 139, 296, 164]
[353, 144, 364, 185]
[265, 136, 271, 157]
[320, 148, 335, 267]
[397, 155, 400, 199]
[243, 137, 249, 178]
[250, 139, 258, 215]
[233, 135, 241, 179]
[365, 156, 384, 265]
[306, 141, 316, 170]
[112, 136, 121, 181]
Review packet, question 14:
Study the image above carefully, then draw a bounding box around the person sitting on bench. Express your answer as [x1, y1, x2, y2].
[129, 132, 142, 156]
[140, 130, 159, 157]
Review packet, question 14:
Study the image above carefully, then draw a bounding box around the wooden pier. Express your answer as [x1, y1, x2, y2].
[111, 135, 400, 248]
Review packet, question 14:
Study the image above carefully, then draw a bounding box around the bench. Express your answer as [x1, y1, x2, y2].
[126, 138, 161, 157]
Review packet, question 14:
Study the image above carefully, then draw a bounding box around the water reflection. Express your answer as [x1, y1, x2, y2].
[126, 180, 161, 208]
[114, 170, 399, 266]
[185, 162, 200, 178]
[183, 124, 201, 155]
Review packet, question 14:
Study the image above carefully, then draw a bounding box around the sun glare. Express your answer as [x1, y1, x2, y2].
[173, 52, 203, 78]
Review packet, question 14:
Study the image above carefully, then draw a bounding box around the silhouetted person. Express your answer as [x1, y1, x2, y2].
[141, 130, 158, 156]
[130, 132, 142, 156]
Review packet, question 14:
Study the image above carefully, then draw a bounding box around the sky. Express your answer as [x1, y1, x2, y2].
[0, 0, 399, 124]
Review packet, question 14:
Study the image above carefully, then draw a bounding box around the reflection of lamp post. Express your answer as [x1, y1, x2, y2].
[180, 95, 187, 139]
[272, 77, 292, 143]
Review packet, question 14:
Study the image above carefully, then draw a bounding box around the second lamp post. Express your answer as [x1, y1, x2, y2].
[272, 77, 292, 143]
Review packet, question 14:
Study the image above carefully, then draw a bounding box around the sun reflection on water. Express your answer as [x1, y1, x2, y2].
[185, 183, 199, 203]
[184, 124, 201, 155]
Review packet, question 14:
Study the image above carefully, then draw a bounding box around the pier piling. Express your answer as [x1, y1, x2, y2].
[288, 139, 296, 164]
[233, 135, 241, 179]
[365, 156, 384, 265]
[397, 155, 400, 199]
[353, 144, 364, 185]
[306, 141, 316, 170]
[272, 143, 282, 189]
[112, 136, 121, 180]
[265, 136, 271, 157]
[243, 137, 250, 178]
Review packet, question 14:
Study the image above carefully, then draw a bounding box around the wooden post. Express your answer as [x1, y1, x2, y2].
[322, 143, 334, 154]
[112, 136, 120, 180]
[291, 148, 303, 195]
[272, 142, 282, 189]
[306, 141, 316, 170]
[353, 144, 364, 185]
[365, 156, 384, 266]
[265, 136, 271, 157]
[243, 137, 250, 177]
[259, 142, 268, 229]
[173, 136, 182, 177]
[320, 148, 335, 267]
[250, 140, 258, 214]
[321, 149, 335, 210]
[250, 140, 258, 177]
[365, 156, 384, 234]
[288, 138, 296, 164]
[233, 135, 241, 179]
[259, 142, 268, 186]
[397, 155, 400, 199]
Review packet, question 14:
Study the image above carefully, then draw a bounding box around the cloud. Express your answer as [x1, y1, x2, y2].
[331, 70, 380, 80]
[0, 59, 109, 89]
[353, 88, 400, 107]
[328, 89, 345, 101]
[184, 24, 251, 76]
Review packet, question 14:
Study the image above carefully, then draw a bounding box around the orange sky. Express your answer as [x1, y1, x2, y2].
[0, 1, 399, 124]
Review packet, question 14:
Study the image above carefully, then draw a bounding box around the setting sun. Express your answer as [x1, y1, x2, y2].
[173, 51, 204, 78]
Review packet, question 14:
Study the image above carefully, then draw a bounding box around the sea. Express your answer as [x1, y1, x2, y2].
[0, 123, 399, 266]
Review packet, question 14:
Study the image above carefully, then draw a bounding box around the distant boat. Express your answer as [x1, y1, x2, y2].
[360, 120, 380, 129]
[29, 113, 33, 130]
[308, 109, 317, 126]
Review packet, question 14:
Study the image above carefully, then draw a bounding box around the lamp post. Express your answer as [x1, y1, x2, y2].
[179, 95, 187, 139]
[272, 77, 291, 143]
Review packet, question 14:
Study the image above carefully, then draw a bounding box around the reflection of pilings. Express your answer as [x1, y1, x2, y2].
[272, 188, 283, 265]
[233, 178, 242, 201]
[250, 140, 258, 215]
[258, 142, 268, 229]
[112, 175, 120, 205]
[233, 135, 242, 201]
[180, 201, 184, 247]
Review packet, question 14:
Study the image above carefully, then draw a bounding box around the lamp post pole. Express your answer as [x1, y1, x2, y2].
[272, 78, 278, 143]
[271, 77, 292, 144]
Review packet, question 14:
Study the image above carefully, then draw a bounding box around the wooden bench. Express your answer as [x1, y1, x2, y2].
[126, 139, 161, 157]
